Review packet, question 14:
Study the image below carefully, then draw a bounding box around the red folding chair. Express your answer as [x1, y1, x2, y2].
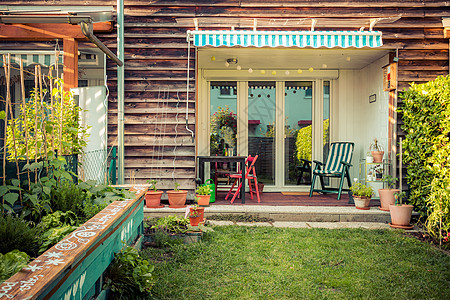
[225, 155, 261, 204]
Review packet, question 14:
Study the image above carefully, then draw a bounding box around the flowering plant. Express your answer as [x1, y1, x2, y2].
[211, 106, 237, 131]
[210, 106, 237, 152]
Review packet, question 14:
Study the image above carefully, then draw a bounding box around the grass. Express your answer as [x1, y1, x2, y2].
[141, 226, 450, 300]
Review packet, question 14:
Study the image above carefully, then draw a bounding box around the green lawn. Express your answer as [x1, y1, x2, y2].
[141, 226, 450, 300]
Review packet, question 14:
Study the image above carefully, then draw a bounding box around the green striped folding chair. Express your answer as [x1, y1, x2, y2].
[309, 142, 354, 200]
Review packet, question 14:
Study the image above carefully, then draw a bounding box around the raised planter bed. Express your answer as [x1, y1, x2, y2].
[0, 185, 147, 300]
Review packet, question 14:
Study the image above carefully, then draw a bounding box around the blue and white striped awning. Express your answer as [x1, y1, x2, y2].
[0, 53, 63, 68]
[187, 30, 383, 48]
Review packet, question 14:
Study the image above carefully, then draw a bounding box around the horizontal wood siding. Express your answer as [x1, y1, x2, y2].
[1, 1, 448, 193]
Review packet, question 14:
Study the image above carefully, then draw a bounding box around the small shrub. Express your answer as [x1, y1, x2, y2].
[350, 183, 374, 198]
[51, 181, 85, 216]
[0, 214, 41, 256]
[195, 185, 210, 195]
[105, 245, 156, 299]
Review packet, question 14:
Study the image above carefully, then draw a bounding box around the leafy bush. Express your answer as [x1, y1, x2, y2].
[0, 250, 30, 284]
[296, 119, 329, 162]
[0, 214, 41, 256]
[51, 181, 86, 215]
[399, 75, 450, 240]
[105, 245, 155, 298]
[350, 183, 374, 198]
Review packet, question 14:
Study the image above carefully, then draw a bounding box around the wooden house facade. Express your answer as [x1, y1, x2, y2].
[1, 1, 449, 197]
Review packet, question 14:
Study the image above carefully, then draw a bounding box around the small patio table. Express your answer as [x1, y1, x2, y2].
[197, 156, 247, 203]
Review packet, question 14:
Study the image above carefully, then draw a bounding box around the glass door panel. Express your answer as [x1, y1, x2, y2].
[210, 82, 238, 155]
[210, 82, 238, 180]
[248, 81, 276, 185]
[323, 81, 330, 162]
[285, 81, 313, 185]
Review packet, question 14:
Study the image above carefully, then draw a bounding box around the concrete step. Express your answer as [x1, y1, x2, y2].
[144, 205, 392, 223]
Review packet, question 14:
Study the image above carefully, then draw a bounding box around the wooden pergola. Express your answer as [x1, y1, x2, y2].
[0, 21, 113, 90]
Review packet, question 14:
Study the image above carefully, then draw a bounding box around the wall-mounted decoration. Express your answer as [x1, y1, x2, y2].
[382, 63, 397, 91]
[369, 94, 376, 103]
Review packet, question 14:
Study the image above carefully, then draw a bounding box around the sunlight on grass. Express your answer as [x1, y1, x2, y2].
[141, 226, 450, 300]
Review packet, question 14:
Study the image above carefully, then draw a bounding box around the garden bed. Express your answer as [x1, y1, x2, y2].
[0, 185, 147, 299]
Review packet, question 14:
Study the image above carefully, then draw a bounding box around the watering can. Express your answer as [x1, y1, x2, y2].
[204, 179, 215, 203]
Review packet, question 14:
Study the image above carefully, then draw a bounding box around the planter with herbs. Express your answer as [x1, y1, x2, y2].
[0, 184, 148, 299]
[350, 182, 374, 210]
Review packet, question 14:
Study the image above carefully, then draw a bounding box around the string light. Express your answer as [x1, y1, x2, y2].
[285, 70, 290, 75]
[211, 56, 216, 61]
[297, 69, 303, 74]
[309, 67, 314, 72]
[260, 70, 266, 74]
[248, 68, 253, 73]
[236, 65, 242, 70]
[271, 70, 277, 75]
[225, 61, 230, 67]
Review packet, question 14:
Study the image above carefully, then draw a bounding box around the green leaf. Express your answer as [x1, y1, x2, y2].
[45, 124, 53, 134]
[11, 179, 20, 187]
[43, 186, 51, 196]
[0, 111, 5, 120]
[0, 186, 8, 197]
[4, 193, 19, 206]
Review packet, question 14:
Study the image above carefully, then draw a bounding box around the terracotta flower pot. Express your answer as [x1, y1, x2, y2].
[378, 189, 400, 211]
[196, 194, 211, 206]
[189, 207, 205, 223]
[389, 204, 413, 226]
[353, 196, 371, 210]
[167, 190, 188, 208]
[189, 215, 203, 226]
[145, 191, 164, 208]
[371, 151, 384, 163]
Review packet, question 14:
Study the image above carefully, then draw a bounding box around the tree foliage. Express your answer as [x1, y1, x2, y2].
[399, 75, 450, 240]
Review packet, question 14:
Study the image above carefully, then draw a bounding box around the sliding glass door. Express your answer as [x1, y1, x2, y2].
[207, 79, 330, 190]
[285, 81, 313, 186]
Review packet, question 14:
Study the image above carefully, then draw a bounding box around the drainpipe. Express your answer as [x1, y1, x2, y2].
[80, 21, 123, 67]
[117, 0, 125, 184]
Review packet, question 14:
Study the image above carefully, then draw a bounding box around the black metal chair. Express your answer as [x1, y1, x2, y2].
[296, 159, 312, 185]
[309, 142, 354, 200]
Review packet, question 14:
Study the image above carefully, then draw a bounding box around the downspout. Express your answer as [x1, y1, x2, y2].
[80, 21, 123, 67]
[186, 33, 194, 140]
[117, 0, 125, 183]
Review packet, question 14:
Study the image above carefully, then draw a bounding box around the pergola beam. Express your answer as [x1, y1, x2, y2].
[0, 22, 113, 40]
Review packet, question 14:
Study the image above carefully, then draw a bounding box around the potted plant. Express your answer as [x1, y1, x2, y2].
[389, 191, 414, 229]
[350, 182, 374, 210]
[195, 185, 211, 206]
[145, 180, 164, 208]
[378, 175, 400, 211]
[167, 181, 187, 208]
[370, 138, 384, 163]
[188, 203, 205, 226]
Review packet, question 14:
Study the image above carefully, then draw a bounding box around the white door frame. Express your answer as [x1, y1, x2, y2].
[198, 69, 337, 191]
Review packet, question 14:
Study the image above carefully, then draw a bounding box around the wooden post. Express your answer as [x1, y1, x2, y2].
[1, 55, 9, 189]
[38, 66, 48, 162]
[49, 67, 55, 154]
[63, 38, 78, 91]
[4, 54, 22, 203]
[34, 65, 39, 182]
[20, 57, 31, 187]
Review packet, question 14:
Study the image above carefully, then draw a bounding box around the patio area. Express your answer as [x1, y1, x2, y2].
[212, 191, 381, 207]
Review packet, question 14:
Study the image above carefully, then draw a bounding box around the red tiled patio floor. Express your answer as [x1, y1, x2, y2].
[213, 191, 381, 207]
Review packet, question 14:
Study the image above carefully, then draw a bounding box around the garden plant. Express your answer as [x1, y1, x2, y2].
[399, 75, 450, 247]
